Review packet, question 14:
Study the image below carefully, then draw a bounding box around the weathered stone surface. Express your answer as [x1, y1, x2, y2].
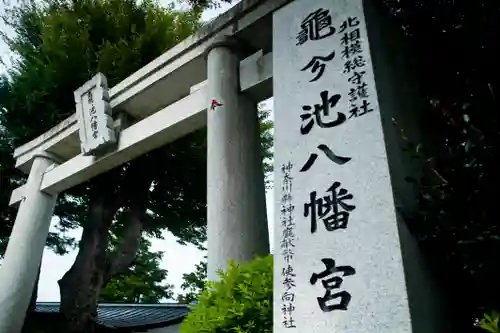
[272, 0, 442, 332]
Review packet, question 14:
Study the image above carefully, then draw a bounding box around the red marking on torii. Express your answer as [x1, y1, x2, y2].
[211, 99, 223, 111]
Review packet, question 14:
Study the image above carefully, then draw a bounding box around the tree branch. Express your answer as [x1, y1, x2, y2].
[103, 153, 160, 281]
[104, 208, 144, 280]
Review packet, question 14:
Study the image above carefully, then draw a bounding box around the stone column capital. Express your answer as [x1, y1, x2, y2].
[204, 36, 252, 60]
[32, 151, 62, 165]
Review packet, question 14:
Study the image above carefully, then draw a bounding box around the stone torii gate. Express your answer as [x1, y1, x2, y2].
[0, 0, 448, 332]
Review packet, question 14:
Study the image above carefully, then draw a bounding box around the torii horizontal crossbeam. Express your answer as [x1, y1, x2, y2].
[9, 51, 272, 206]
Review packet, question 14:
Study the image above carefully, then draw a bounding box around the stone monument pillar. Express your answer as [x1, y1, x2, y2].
[273, 0, 446, 332]
[0, 153, 59, 333]
[206, 38, 270, 281]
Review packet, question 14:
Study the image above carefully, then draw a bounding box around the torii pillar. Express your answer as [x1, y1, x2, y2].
[206, 37, 270, 281]
[0, 153, 59, 333]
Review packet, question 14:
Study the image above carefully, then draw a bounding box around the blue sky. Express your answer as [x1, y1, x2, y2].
[0, 0, 276, 301]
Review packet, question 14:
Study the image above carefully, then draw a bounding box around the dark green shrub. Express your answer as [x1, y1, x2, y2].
[180, 255, 273, 333]
[479, 312, 499, 333]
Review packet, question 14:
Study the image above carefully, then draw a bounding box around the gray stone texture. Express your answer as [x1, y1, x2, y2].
[206, 40, 270, 281]
[273, 0, 447, 332]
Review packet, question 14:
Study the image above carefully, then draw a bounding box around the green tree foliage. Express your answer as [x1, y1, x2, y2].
[181, 0, 232, 11]
[1, 0, 201, 143]
[0, 0, 273, 331]
[100, 237, 174, 303]
[480, 312, 500, 333]
[0, 0, 206, 259]
[177, 257, 207, 304]
[180, 255, 272, 333]
[379, 0, 500, 328]
[2, 1, 190, 331]
[0, 121, 21, 254]
[258, 107, 273, 184]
